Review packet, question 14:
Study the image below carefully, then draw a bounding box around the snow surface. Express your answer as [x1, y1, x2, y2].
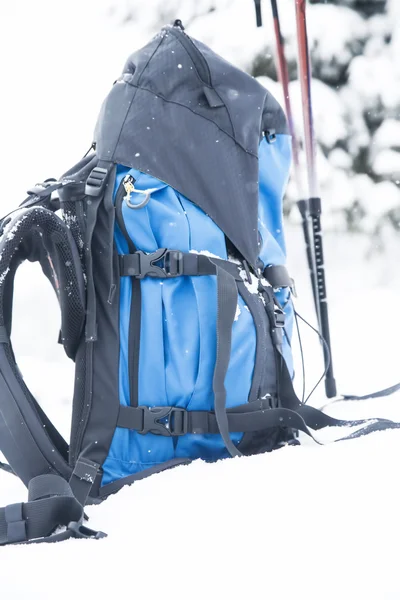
[1, 2, 400, 599]
[1, 227, 400, 600]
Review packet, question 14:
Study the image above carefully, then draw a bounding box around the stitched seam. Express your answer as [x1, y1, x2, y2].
[123, 83, 258, 157]
[111, 35, 165, 161]
[104, 456, 165, 467]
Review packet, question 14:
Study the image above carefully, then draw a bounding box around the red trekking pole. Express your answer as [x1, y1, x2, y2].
[269, 0, 319, 320]
[294, 0, 337, 398]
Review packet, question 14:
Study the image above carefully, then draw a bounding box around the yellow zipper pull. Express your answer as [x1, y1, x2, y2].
[123, 175, 135, 203]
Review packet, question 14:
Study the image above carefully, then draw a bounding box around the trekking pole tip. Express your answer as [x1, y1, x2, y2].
[325, 377, 337, 399]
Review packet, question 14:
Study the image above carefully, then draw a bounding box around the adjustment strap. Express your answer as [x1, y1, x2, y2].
[117, 400, 400, 443]
[263, 265, 292, 288]
[0, 461, 14, 475]
[85, 164, 113, 197]
[119, 250, 242, 281]
[0, 474, 106, 546]
[85, 160, 114, 341]
[210, 260, 241, 457]
[116, 400, 316, 439]
[19, 179, 74, 210]
[119, 251, 292, 288]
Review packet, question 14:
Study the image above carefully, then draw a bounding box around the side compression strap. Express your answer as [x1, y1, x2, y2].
[0, 475, 105, 545]
[211, 262, 241, 457]
[118, 250, 292, 288]
[118, 249, 292, 458]
[116, 399, 400, 443]
[118, 250, 400, 448]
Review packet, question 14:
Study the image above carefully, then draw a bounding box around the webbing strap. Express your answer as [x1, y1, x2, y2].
[85, 160, 113, 342]
[117, 401, 315, 439]
[118, 250, 292, 288]
[211, 262, 241, 457]
[117, 398, 400, 443]
[278, 357, 400, 442]
[339, 382, 400, 402]
[119, 250, 242, 280]
[0, 474, 106, 546]
[0, 461, 14, 475]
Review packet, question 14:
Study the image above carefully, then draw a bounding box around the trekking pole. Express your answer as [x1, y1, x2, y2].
[269, 0, 319, 319]
[254, 0, 263, 27]
[294, 0, 337, 398]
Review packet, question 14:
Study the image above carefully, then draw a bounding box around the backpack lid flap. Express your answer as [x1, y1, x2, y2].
[94, 26, 289, 267]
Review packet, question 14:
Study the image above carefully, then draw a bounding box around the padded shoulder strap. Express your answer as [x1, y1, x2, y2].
[0, 474, 105, 545]
[0, 206, 85, 488]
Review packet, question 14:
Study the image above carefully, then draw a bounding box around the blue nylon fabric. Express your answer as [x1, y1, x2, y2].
[102, 170, 254, 484]
[258, 135, 294, 375]
[102, 135, 294, 486]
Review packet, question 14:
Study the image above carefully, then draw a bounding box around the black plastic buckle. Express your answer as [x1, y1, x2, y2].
[271, 308, 285, 348]
[274, 308, 285, 328]
[67, 521, 107, 540]
[85, 166, 109, 197]
[138, 406, 188, 436]
[136, 249, 184, 279]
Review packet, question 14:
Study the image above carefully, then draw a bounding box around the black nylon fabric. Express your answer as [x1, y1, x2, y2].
[0, 207, 86, 488]
[211, 264, 241, 458]
[74, 168, 121, 469]
[0, 475, 86, 545]
[94, 24, 288, 267]
[0, 207, 85, 358]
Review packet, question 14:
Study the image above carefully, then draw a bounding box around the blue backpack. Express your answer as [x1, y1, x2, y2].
[1, 22, 396, 545]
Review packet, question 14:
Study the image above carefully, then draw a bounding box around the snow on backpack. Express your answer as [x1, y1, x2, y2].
[0, 22, 399, 545]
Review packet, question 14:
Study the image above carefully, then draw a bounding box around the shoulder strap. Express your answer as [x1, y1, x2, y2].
[0, 474, 105, 546]
[0, 205, 84, 486]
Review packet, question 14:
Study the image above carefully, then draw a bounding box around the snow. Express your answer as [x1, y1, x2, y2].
[372, 118, 400, 152]
[307, 4, 368, 77]
[234, 303, 241, 321]
[372, 149, 400, 178]
[239, 268, 263, 295]
[1, 229, 400, 600]
[362, 180, 400, 219]
[1, 2, 400, 599]
[349, 54, 399, 112]
[328, 148, 353, 171]
[189, 249, 223, 260]
[270, 78, 348, 152]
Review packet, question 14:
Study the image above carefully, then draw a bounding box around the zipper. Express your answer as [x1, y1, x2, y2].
[116, 177, 136, 253]
[168, 26, 212, 87]
[115, 176, 141, 407]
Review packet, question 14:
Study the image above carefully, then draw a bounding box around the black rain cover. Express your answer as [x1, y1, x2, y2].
[94, 24, 288, 267]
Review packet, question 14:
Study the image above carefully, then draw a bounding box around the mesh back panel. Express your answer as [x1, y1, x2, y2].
[0, 206, 86, 453]
[0, 206, 85, 358]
